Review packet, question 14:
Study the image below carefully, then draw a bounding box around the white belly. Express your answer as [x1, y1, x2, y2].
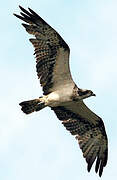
[45, 91, 72, 107]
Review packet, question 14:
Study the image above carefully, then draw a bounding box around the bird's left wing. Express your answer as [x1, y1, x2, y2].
[51, 101, 108, 177]
[14, 6, 74, 95]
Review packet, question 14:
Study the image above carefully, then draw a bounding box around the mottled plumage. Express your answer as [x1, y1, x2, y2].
[14, 6, 108, 177]
[14, 6, 72, 95]
[52, 102, 108, 176]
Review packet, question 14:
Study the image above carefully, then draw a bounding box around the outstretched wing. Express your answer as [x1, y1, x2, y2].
[14, 6, 74, 95]
[52, 101, 108, 177]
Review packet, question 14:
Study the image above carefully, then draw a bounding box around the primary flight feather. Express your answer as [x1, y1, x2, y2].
[14, 6, 108, 177]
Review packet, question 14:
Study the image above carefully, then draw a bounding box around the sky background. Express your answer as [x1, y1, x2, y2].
[0, 0, 117, 179]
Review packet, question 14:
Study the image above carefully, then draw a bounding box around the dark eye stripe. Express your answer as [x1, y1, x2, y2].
[79, 90, 89, 96]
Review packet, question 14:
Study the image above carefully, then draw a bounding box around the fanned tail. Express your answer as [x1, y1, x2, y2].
[19, 98, 46, 114]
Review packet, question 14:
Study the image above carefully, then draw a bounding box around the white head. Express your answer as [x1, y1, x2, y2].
[78, 88, 96, 100]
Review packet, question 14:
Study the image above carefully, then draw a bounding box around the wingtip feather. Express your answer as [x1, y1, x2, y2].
[28, 7, 37, 15]
[19, 5, 27, 12]
[19, 5, 22, 9]
[13, 13, 23, 20]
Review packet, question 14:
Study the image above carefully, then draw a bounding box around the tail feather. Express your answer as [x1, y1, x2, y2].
[19, 98, 45, 114]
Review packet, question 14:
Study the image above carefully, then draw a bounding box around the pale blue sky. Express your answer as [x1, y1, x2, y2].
[0, 0, 117, 179]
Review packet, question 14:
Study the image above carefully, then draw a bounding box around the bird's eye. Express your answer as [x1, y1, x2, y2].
[79, 90, 89, 96]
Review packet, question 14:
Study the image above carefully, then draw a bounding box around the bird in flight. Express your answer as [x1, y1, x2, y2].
[14, 6, 108, 177]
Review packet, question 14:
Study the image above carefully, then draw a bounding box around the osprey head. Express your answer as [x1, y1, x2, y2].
[78, 89, 96, 99]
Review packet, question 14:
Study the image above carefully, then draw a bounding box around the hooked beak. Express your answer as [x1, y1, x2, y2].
[92, 93, 96, 96]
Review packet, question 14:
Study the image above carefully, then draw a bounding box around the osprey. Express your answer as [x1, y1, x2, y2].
[14, 6, 108, 177]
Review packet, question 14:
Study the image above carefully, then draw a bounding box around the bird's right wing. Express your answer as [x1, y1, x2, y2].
[52, 100, 108, 177]
[14, 6, 74, 95]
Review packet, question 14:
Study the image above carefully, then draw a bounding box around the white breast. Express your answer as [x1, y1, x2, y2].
[46, 89, 72, 107]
